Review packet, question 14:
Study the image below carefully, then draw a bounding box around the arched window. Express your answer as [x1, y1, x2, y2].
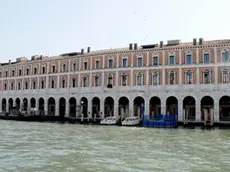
[185, 70, 193, 84]
[94, 74, 99, 87]
[222, 69, 229, 83]
[152, 72, 159, 85]
[169, 71, 176, 85]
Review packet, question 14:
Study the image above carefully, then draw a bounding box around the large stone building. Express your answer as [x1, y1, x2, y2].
[1, 38, 230, 123]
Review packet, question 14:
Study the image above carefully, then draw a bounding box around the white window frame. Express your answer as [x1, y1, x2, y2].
[168, 71, 176, 85]
[185, 51, 193, 65]
[52, 65, 56, 73]
[62, 63, 66, 72]
[108, 56, 114, 68]
[82, 76, 88, 87]
[61, 78, 66, 88]
[41, 80, 45, 89]
[121, 73, 127, 86]
[94, 74, 100, 87]
[222, 69, 229, 83]
[83, 59, 88, 70]
[203, 50, 211, 64]
[107, 73, 114, 85]
[18, 81, 21, 90]
[203, 69, 211, 84]
[152, 72, 159, 85]
[95, 58, 100, 69]
[136, 72, 144, 86]
[185, 70, 193, 84]
[168, 52, 176, 65]
[51, 79, 55, 88]
[122, 56, 128, 67]
[137, 55, 143, 67]
[221, 49, 229, 63]
[152, 56, 159, 66]
[32, 80, 36, 89]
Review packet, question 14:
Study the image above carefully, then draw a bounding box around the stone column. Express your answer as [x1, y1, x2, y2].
[214, 101, 219, 122]
[36, 99, 39, 115]
[144, 98, 149, 116]
[55, 101, 59, 116]
[161, 98, 166, 114]
[129, 98, 133, 117]
[87, 99, 92, 120]
[100, 101, 104, 119]
[178, 98, 183, 122]
[65, 100, 69, 117]
[0, 101, 2, 113]
[44, 99, 48, 115]
[114, 102, 118, 118]
[196, 99, 201, 121]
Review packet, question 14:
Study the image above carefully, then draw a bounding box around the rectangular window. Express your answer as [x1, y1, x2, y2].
[11, 83, 14, 90]
[41, 81, 45, 89]
[186, 54, 192, 64]
[63, 64, 66, 72]
[95, 76, 99, 86]
[51, 80, 55, 88]
[186, 72, 192, 84]
[222, 51, 229, 62]
[18, 82, 21, 90]
[153, 56, 158, 65]
[26, 69, 29, 75]
[204, 72, 210, 84]
[34, 68, 37, 74]
[223, 71, 229, 83]
[52, 66, 55, 73]
[19, 69, 22, 76]
[12, 70, 14, 77]
[4, 84, 7, 90]
[5, 71, 8, 77]
[0, 72, 1, 77]
[42, 67, 46, 74]
[96, 60, 100, 69]
[169, 72, 175, 84]
[62, 80, 65, 88]
[108, 59, 113, 68]
[137, 57, 143, 66]
[153, 74, 158, 85]
[122, 58, 127, 67]
[108, 76, 113, 85]
[83, 78, 87, 87]
[122, 75, 127, 86]
[137, 74, 143, 85]
[33, 82, 36, 89]
[204, 53, 210, 63]
[73, 63, 76, 71]
[72, 79, 76, 87]
[84, 62, 88, 70]
[169, 55, 175, 65]
[25, 82, 28, 89]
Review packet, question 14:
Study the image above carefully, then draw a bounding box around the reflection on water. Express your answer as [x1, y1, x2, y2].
[0, 121, 230, 172]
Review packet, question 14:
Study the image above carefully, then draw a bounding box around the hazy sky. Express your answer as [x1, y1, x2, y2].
[1, 0, 230, 62]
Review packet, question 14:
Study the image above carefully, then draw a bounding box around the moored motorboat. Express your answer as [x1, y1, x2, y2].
[121, 116, 142, 126]
[100, 116, 120, 125]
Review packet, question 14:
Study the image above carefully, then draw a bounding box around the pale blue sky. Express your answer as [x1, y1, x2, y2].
[1, 0, 230, 62]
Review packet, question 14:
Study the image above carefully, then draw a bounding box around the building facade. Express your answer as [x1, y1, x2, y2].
[1, 38, 230, 122]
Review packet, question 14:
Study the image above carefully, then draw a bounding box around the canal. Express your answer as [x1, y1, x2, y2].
[0, 121, 230, 172]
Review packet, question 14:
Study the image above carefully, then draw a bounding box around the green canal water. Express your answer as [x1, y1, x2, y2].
[0, 121, 230, 172]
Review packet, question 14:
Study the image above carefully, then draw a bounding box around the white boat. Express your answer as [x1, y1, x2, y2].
[100, 116, 120, 125]
[121, 116, 142, 126]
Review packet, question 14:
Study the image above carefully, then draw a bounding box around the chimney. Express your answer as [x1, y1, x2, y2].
[9, 60, 11, 64]
[134, 43, 138, 50]
[129, 43, 133, 50]
[193, 38, 197, 46]
[199, 38, 204, 45]
[160, 41, 163, 48]
[87, 47, 90, 53]
[81, 49, 84, 54]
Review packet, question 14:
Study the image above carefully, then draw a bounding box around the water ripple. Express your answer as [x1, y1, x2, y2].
[0, 121, 230, 172]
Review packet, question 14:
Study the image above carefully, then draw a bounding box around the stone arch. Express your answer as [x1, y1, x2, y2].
[92, 97, 100, 119]
[166, 96, 178, 115]
[149, 96, 161, 118]
[48, 97, 55, 116]
[183, 96, 196, 121]
[219, 96, 230, 121]
[133, 96, 145, 118]
[118, 96, 129, 118]
[104, 97, 114, 117]
[59, 97, 66, 117]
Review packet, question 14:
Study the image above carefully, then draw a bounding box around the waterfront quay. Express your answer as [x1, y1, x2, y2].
[1, 38, 230, 128]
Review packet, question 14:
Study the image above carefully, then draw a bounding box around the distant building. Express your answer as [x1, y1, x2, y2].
[0, 38, 230, 122]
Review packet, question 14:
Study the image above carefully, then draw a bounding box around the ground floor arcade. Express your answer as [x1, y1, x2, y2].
[1, 95, 230, 122]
